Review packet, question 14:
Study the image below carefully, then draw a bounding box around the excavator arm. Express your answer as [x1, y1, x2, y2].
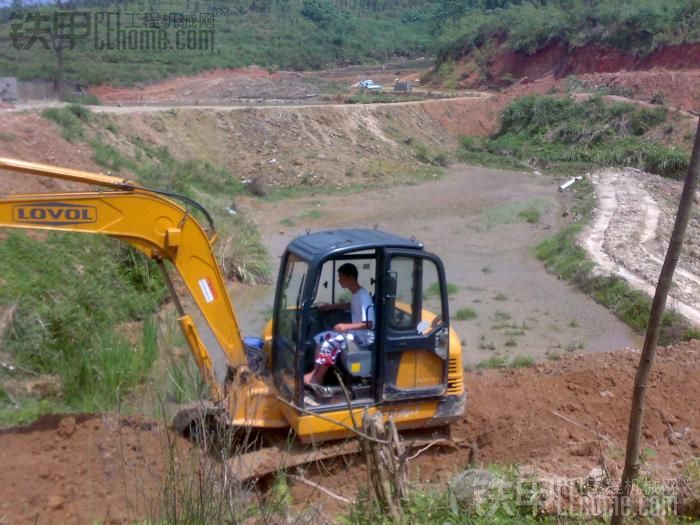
[0, 157, 247, 400]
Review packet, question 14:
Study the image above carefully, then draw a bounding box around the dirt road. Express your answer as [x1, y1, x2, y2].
[583, 168, 700, 326]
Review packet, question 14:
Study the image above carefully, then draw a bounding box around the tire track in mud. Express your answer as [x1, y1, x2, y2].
[583, 168, 700, 326]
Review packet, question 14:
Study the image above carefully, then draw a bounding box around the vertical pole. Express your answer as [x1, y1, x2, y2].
[611, 117, 700, 523]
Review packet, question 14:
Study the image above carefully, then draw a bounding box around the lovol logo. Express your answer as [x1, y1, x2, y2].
[13, 202, 97, 226]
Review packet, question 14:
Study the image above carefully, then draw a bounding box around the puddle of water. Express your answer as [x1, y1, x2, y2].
[228, 281, 275, 339]
[234, 165, 643, 365]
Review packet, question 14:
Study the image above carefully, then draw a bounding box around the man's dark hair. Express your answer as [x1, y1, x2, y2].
[337, 262, 358, 280]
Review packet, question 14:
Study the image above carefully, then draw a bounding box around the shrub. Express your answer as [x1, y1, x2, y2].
[455, 307, 477, 321]
[474, 95, 689, 178]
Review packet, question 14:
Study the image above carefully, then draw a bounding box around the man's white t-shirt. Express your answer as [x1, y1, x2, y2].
[351, 287, 374, 325]
[350, 287, 375, 345]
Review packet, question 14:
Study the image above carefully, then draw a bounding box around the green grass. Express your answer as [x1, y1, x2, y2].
[460, 95, 689, 179]
[510, 355, 534, 368]
[57, 319, 159, 409]
[424, 281, 459, 299]
[62, 94, 101, 106]
[41, 104, 92, 142]
[518, 207, 541, 224]
[345, 92, 427, 104]
[454, 307, 477, 321]
[477, 356, 508, 369]
[261, 163, 443, 201]
[0, 232, 164, 420]
[0, 398, 67, 427]
[476, 198, 551, 231]
[434, 1, 700, 71]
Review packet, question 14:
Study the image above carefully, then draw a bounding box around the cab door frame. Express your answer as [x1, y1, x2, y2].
[378, 248, 450, 402]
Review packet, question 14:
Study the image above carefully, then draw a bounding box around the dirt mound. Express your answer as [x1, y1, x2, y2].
[294, 343, 700, 514]
[1, 345, 697, 523]
[0, 413, 200, 525]
[91, 67, 318, 105]
[88, 97, 495, 190]
[0, 113, 102, 195]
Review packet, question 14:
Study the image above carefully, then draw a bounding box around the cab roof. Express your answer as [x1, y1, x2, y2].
[287, 229, 423, 263]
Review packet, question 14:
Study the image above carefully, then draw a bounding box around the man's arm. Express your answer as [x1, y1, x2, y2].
[334, 320, 372, 332]
[319, 302, 350, 311]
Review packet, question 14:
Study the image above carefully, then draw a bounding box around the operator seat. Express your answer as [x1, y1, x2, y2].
[339, 300, 375, 379]
[340, 338, 373, 378]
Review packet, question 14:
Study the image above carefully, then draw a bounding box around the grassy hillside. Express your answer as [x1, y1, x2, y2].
[434, 0, 700, 64]
[2, 1, 698, 86]
[460, 94, 689, 178]
[0, 0, 437, 85]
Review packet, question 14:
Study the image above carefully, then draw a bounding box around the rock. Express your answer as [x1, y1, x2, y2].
[57, 417, 76, 438]
[449, 469, 497, 510]
[47, 495, 64, 510]
[22, 375, 62, 398]
[571, 441, 595, 457]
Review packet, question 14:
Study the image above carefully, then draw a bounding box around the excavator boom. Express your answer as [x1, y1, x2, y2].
[0, 157, 247, 399]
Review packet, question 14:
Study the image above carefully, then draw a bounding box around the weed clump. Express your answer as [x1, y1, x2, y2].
[42, 104, 92, 142]
[455, 307, 477, 321]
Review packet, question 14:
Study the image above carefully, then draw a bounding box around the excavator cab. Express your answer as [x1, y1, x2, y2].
[271, 230, 462, 422]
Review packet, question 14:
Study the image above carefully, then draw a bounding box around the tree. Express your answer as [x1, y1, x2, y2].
[611, 117, 700, 524]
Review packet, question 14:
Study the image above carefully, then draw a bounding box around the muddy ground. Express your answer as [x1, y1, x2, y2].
[584, 168, 700, 326]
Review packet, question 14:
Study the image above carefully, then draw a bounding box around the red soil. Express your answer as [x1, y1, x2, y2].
[454, 41, 700, 113]
[1, 344, 697, 524]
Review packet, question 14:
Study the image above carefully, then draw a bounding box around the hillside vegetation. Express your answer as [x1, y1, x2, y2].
[434, 0, 700, 65]
[460, 94, 689, 178]
[0, 104, 272, 424]
[3, 0, 699, 86]
[0, 0, 437, 84]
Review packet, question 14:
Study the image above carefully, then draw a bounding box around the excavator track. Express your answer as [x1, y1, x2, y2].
[226, 427, 456, 482]
[171, 402, 457, 482]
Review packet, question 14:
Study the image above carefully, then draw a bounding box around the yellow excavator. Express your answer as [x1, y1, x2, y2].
[0, 157, 466, 477]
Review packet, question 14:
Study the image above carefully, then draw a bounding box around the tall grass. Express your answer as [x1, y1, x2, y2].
[59, 319, 159, 409]
[0, 232, 164, 417]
